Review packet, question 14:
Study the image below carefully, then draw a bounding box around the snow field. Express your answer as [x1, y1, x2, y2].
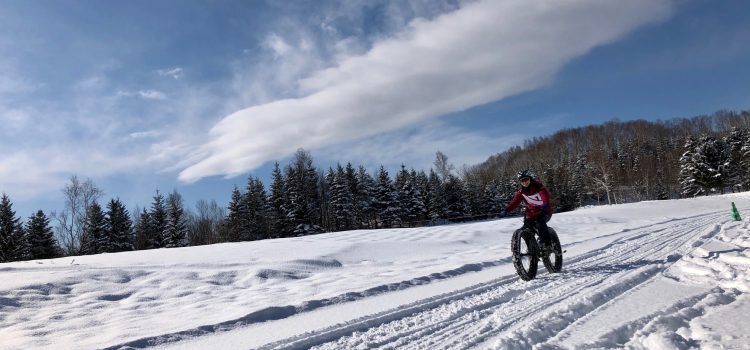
[0, 193, 749, 349]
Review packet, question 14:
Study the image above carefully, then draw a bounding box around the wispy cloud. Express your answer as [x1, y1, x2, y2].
[179, 0, 673, 182]
[156, 67, 184, 80]
[117, 89, 168, 100]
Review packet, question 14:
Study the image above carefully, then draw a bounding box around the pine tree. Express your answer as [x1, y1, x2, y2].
[225, 186, 246, 242]
[165, 190, 188, 247]
[443, 174, 466, 219]
[81, 201, 106, 255]
[679, 136, 700, 197]
[27, 210, 58, 259]
[105, 198, 133, 252]
[374, 166, 400, 227]
[344, 163, 360, 228]
[245, 177, 270, 240]
[725, 128, 746, 190]
[742, 137, 750, 190]
[285, 149, 323, 235]
[330, 164, 355, 231]
[269, 162, 290, 237]
[484, 181, 505, 214]
[0, 194, 28, 262]
[691, 136, 732, 194]
[570, 155, 589, 207]
[134, 209, 152, 250]
[397, 168, 424, 225]
[149, 191, 168, 248]
[355, 166, 376, 228]
[427, 169, 447, 220]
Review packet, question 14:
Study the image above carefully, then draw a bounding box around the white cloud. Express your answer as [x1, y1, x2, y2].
[117, 89, 168, 100]
[156, 67, 184, 80]
[180, 0, 672, 183]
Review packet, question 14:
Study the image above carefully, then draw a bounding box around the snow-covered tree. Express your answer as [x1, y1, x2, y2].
[691, 136, 732, 194]
[679, 136, 700, 197]
[725, 127, 746, 190]
[149, 191, 168, 248]
[285, 149, 322, 235]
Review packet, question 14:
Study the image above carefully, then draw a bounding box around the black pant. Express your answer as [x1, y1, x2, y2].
[524, 213, 551, 245]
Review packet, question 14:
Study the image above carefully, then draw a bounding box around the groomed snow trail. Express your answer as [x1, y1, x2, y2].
[256, 210, 726, 350]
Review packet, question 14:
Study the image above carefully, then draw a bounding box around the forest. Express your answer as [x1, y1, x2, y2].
[1, 109, 749, 261]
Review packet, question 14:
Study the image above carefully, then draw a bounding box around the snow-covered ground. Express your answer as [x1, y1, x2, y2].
[2, 193, 750, 350]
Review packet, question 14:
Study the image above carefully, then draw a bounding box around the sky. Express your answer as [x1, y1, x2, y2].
[1, 0, 750, 217]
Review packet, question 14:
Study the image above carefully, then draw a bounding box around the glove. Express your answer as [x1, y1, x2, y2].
[541, 204, 549, 211]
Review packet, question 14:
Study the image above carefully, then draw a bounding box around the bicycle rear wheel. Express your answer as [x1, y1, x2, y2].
[511, 228, 538, 281]
[540, 228, 563, 273]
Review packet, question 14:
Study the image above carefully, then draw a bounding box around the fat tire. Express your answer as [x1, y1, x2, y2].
[541, 228, 563, 273]
[511, 228, 538, 281]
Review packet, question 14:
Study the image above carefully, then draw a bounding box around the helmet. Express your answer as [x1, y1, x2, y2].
[517, 169, 533, 180]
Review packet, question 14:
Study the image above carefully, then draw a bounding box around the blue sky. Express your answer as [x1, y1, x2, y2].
[1, 0, 749, 217]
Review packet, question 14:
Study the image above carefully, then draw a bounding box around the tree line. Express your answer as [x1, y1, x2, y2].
[1, 109, 748, 262]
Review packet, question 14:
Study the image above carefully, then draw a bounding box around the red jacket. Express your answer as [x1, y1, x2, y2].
[506, 180, 552, 219]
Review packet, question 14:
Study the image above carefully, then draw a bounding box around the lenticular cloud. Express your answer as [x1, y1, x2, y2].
[179, 0, 672, 183]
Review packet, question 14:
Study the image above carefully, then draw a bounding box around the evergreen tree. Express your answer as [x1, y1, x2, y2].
[134, 209, 153, 250]
[374, 166, 400, 227]
[330, 164, 355, 231]
[570, 155, 589, 207]
[149, 191, 168, 248]
[26, 210, 58, 259]
[285, 149, 323, 235]
[397, 168, 424, 225]
[165, 190, 188, 247]
[443, 174, 466, 219]
[344, 163, 360, 228]
[427, 169, 447, 220]
[725, 127, 746, 190]
[679, 136, 701, 197]
[245, 177, 270, 240]
[691, 136, 732, 194]
[269, 162, 290, 237]
[484, 181, 505, 215]
[105, 199, 133, 252]
[225, 186, 246, 242]
[742, 137, 750, 190]
[355, 166, 376, 228]
[81, 201, 106, 255]
[0, 194, 28, 262]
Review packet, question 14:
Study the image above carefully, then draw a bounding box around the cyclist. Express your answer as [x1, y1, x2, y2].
[502, 170, 553, 251]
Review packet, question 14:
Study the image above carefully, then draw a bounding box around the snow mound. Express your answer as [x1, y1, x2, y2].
[668, 220, 750, 292]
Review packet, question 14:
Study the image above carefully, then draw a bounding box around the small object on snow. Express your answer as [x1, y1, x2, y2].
[731, 202, 742, 221]
[70, 259, 75, 265]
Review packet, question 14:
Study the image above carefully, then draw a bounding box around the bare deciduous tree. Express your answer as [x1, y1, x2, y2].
[51, 175, 104, 255]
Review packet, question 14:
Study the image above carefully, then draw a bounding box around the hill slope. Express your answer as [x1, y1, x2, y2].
[1, 194, 749, 349]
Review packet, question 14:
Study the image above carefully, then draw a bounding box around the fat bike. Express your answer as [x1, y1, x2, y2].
[511, 225, 563, 281]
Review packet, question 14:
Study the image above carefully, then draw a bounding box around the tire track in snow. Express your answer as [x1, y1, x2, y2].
[262, 210, 726, 350]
